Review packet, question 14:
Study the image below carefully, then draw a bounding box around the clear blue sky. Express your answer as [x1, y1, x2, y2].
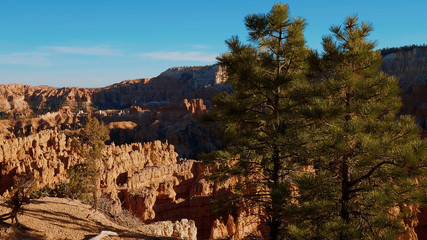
[0, 0, 426, 88]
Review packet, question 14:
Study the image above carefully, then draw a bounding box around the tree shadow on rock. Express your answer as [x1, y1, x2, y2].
[0, 221, 47, 240]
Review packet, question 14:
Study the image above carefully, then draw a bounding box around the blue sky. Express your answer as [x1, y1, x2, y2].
[0, 0, 426, 88]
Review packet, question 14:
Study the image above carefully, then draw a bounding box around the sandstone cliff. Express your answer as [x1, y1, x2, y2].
[0, 84, 92, 118]
[381, 46, 427, 137]
[92, 64, 228, 110]
[381, 47, 427, 89]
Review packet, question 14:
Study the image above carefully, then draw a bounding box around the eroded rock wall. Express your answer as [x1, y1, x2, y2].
[0, 130, 79, 195]
[140, 219, 197, 240]
[102, 98, 218, 159]
[381, 47, 427, 137]
[98, 140, 259, 239]
[0, 84, 92, 118]
[381, 47, 427, 89]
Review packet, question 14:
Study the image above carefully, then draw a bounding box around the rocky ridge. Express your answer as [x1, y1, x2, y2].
[0, 64, 227, 118]
[381, 46, 427, 136]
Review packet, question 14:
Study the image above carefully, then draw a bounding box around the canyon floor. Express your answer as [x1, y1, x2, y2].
[0, 197, 176, 240]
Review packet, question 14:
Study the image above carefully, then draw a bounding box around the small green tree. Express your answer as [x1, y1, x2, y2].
[201, 3, 309, 239]
[69, 116, 109, 209]
[287, 16, 427, 240]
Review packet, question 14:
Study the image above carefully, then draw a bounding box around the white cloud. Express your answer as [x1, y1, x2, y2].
[191, 44, 210, 50]
[49, 46, 121, 56]
[0, 52, 51, 66]
[140, 51, 217, 62]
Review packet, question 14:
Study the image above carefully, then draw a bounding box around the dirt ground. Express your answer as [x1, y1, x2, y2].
[0, 197, 175, 240]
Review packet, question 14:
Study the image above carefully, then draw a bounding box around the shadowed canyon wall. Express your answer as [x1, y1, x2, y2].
[382, 47, 427, 137]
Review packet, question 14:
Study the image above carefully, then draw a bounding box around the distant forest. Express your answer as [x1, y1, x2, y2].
[381, 44, 427, 56]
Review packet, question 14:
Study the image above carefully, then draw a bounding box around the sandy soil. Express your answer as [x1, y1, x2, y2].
[0, 197, 175, 240]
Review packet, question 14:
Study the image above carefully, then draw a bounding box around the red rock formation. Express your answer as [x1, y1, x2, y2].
[129, 106, 144, 114]
[0, 130, 79, 195]
[140, 219, 197, 240]
[0, 84, 49, 118]
[0, 84, 93, 119]
[0, 107, 84, 139]
[184, 99, 207, 115]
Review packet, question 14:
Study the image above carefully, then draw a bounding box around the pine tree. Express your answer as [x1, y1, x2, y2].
[69, 116, 110, 209]
[287, 16, 427, 240]
[201, 4, 309, 239]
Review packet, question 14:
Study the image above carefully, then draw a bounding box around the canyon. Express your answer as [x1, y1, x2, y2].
[0, 46, 426, 239]
[0, 64, 227, 159]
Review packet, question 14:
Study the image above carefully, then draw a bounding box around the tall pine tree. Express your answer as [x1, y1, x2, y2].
[287, 16, 427, 240]
[201, 4, 309, 239]
[69, 116, 110, 209]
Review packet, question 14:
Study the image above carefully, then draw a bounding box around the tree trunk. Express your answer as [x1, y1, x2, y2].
[269, 220, 280, 240]
[340, 158, 350, 240]
[270, 148, 281, 240]
[341, 97, 352, 224]
[340, 159, 350, 222]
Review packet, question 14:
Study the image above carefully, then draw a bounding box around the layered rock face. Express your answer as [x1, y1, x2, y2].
[92, 64, 228, 110]
[157, 64, 227, 90]
[381, 47, 427, 89]
[381, 46, 427, 137]
[0, 84, 92, 118]
[0, 84, 38, 118]
[0, 107, 85, 144]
